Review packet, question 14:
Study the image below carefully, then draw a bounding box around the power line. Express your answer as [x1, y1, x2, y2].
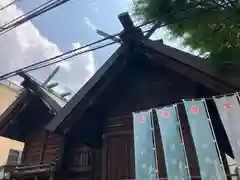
[0, 0, 234, 36]
[27, 29, 157, 73]
[1, 0, 56, 29]
[0, 0, 225, 36]
[0, 14, 199, 81]
[0, 20, 155, 80]
[0, 0, 72, 35]
[0, 0, 105, 35]
[0, 0, 232, 81]
[0, 5, 224, 82]
[0, 22, 159, 81]
[0, 34, 121, 81]
[0, 0, 22, 11]
[0, 41, 117, 81]
[0, 0, 207, 35]
[24, 41, 117, 74]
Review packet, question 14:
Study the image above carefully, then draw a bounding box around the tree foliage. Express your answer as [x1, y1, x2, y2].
[133, 0, 240, 71]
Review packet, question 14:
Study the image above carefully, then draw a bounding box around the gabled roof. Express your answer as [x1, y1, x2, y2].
[143, 40, 240, 91]
[46, 44, 128, 133]
[46, 13, 240, 134]
[19, 73, 66, 111]
[0, 73, 67, 141]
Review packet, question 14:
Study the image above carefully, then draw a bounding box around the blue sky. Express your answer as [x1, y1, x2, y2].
[0, 0, 193, 98]
[15, 0, 188, 68]
[17, 0, 132, 68]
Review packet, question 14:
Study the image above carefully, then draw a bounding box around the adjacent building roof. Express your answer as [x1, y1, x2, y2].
[0, 73, 67, 141]
[19, 73, 67, 111]
[0, 80, 22, 93]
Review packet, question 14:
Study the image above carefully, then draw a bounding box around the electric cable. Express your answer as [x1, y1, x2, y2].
[0, 0, 229, 35]
[0, 22, 176, 81]
[0, 6, 224, 81]
[0, 0, 72, 35]
[0, 0, 234, 81]
[0, 0, 22, 11]
[1, 0, 56, 28]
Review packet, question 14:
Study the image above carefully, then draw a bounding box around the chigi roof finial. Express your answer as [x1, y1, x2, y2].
[118, 12, 143, 43]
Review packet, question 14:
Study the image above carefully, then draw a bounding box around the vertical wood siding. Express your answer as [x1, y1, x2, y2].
[59, 57, 227, 179]
[22, 130, 64, 166]
[99, 65, 207, 180]
[65, 145, 102, 180]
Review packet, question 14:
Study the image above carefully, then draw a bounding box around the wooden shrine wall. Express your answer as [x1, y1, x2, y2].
[100, 64, 204, 180]
[102, 113, 201, 180]
[63, 145, 102, 180]
[102, 117, 135, 180]
[67, 58, 225, 180]
[22, 130, 64, 166]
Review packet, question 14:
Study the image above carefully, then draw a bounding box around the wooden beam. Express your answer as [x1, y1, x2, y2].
[43, 66, 60, 87]
[97, 29, 122, 43]
[118, 12, 144, 42]
[118, 12, 135, 31]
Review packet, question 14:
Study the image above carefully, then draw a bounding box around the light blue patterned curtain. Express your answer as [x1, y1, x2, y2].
[133, 110, 157, 180]
[155, 106, 190, 180]
[214, 93, 240, 167]
[183, 100, 227, 180]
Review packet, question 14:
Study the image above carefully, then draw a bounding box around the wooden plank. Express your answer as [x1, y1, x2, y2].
[22, 130, 64, 168]
[103, 135, 133, 179]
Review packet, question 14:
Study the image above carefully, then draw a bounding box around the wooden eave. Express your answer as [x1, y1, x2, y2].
[0, 90, 28, 136]
[46, 39, 240, 134]
[143, 40, 240, 93]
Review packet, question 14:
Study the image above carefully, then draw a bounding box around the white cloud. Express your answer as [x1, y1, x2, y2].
[0, 0, 96, 96]
[72, 42, 95, 76]
[83, 17, 97, 32]
[50, 42, 96, 93]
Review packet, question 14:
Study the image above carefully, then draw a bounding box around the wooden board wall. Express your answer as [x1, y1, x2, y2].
[22, 130, 64, 166]
[102, 116, 135, 180]
[62, 144, 102, 180]
[101, 110, 206, 180]
[100, 63, 207, 180]
[67, 56, 229, 180]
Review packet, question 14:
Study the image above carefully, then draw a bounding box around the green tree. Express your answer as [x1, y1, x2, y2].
[133, 0, 240, 72]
